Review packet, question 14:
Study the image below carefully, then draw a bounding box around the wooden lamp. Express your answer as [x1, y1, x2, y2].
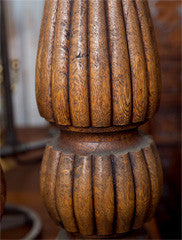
[36, 0, 163, 238]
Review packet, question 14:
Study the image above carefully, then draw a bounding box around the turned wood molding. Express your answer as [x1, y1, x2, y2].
[36, 0, 163, 237]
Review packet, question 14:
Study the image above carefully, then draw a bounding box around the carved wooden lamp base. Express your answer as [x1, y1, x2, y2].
[35, 0, 163, 238]
[40, 130, 163, 237]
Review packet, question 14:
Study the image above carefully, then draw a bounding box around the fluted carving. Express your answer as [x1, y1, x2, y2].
[40, 132, 163, 236]
[36, 0, 163, 237]
[36, 0, 161, 128]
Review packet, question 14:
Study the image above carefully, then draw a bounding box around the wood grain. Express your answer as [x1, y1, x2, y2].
[93, 155, 114, 235]
[143, 146, 161, 220]
[106, 0, 132, 126]
[52, 0, 72, 125]
[35, 0, 50, 119]
[113, 153, 135, 233]
[36, 0, 161, 129]
[36, 0, 58, 122]
[122, 0, 148, 123]
[129, 150, 151, 229]
[55, 152, 77, 232]
[135, 0, 161, 119]
[36, 0, 163, 237]
[69, 0, 90, 127]
[40, 145, 52, 209]
[42, 146, 60, 224]
[73, 155, 94, 235]
[88, 0, 111, 127]
[40, 131, 163, 236]
[151, 142, 163, 196]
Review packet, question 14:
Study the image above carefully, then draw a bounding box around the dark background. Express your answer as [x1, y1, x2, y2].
[147, 1, 181, 238]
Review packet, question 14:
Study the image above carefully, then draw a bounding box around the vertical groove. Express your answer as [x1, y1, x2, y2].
[142, 145, 161, 220]
[143, 0, 161, 99]
[151, 143, 163, 197]
[136, 0, 161, 118]
[106, 0, 132, 126]
[40, 146, 52, 206]
[87, 0, 92, 126]
[54, 151, 64, 226]
[73, 155, 94, 235]
[69, 0, 90, 127]
[72, 154, 79, 231]
[55, 153, 77, 232]
[91, 155, 97, 235]
[129, 150, 151, 229]
[89, 0, 111, 127]
[39, 0, 59, 121]
[121, 0, 148, 123]
[128, 152, 136, 230]
[104, 0, 113, 126]
[36, 0, 50, 115]
[120, 0, 133, 124]
[141, 148, 152, 221]
[111, 155, 117, 234]
[44, 148, 61, 223]
[49, 0, 59, 122]
[51, 0, 72, 125]
[133, 0, 149, 121]
[50, 149, 60, 223]
[67, 0, 74, 126]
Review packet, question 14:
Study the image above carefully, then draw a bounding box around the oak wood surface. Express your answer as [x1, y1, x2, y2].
[40, 131, 163, 236]
[35, 0, 163, 238]
[36, 0, 161, 129]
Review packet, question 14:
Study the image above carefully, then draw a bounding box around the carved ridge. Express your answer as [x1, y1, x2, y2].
[36, 1, 163, 238]
[67, 0, 74, 126]
[52, 0, 72, 125]
[120, 0, 133, 125]
[36, 0, 161, 128]
[110, 154, 117, 234]
[128, 152, 136, 231]
[104, 0, 113, 127]
[87, 0, 92, 127]
[133, 0, 149, 122]
[91, 155, 97, 235]
[40, 136, 163, 236]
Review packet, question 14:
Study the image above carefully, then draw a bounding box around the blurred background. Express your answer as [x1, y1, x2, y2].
[0, 0, 181, 239]
[0, 0, 45, 127]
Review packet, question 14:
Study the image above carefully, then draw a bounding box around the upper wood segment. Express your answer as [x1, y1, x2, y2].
[36, 0, 161, 128]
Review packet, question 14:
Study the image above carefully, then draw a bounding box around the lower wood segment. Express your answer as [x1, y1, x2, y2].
[40, 130, 163, 237]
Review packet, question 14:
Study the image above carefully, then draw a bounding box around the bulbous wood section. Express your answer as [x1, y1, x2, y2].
[36, 0, 161, 128]
[40, 131, 163, 236]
